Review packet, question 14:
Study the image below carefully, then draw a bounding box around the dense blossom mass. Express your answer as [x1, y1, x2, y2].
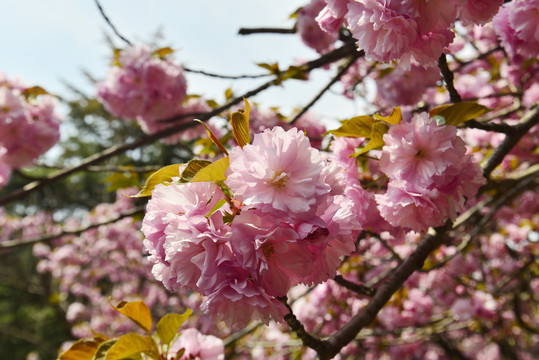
[96, 45, 189, 139]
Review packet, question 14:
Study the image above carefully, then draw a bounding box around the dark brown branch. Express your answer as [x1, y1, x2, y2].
[318, 222, 452, 360]
[482, 106, 539, 178]
[333, 275, 374, 297]
[94, 0, 132, 46]
[438, 54, 462, 103]
[277, 296, 327, 354]
[464, 119, 515, 134]
[238, 27, 295, 35]
[289, 55, 362, 124]
[0, 206, 145, 250]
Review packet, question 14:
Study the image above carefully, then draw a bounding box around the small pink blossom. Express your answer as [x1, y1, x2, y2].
[297, 0, 339, 53]
[169, 328, 224, 360]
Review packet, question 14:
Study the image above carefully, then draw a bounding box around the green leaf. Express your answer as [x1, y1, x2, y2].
[93, 339, 118, 360]
[191, 156, 230, 182]
[351, 122, 389, 157]
[178, 159, 212, 183]
[206, 199, 227, 218]
[156, 308, 193, 346]
[256, 62, 280, 74]
[111, 301, 152, 334]
[325, 115, 377, 138]
[373, 107, 402, 125]
[194, 119, 229, 155]
[282, 65, 308, 81]
[58, 335, 108, 360]
[131, 164, 182, 198]
[105, 333, 152, 360]
[429, 102, 491, 126]
[230, 98, 251, 148]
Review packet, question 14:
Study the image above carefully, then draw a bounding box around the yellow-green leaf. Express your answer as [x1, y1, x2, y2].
[156, 308, 193, 346]
[131, 164, 182, 198]
[58, 335, 107, 360]
[153, 47, 174, 59]
[105, 333, 152, 360]
[224, 88, 233, 100]
[194, 119, 229, 155]
[22, 86, 49, 100]
[373, 107, 402, 125]
[178, 159, 212, 183]
[351, 122, 389, 157]
[111, 301, 152, 334]
[105, 172, 139, 192]
[429, 102, 491, 126]
[325, 115, 377, 138]
[230, 98, 251, 148]
[93, 339, 118, 360]
[191, 156, 230, 183]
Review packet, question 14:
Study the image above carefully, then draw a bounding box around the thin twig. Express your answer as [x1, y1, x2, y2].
[94, 0, 132, 46]
[238, 27, 295, 36]
[0, 206, 145, 250]
[333, 275, 374, 297]
[289, 55, 362, 124]
[183, 67, 270, 80]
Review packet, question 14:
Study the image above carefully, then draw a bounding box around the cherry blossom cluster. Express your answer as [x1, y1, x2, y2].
[97, 45, 193, 141]
[142, 126, 361, 328]
[313, 0, 504, 67]
[375, 113, 485, 232]
[0, 73, 61, 188]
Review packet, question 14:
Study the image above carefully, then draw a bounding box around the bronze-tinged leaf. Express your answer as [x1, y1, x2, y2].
[156, 308, 193, 346]
[21, 86, 49, 99]
[325, 115, 377, 138]
[58, 335, 108, 360]
[111, 301, 152, 334]
[191, 156, 230, 183]
[194, 119, 229, 155]
[373, 107, 402, 125]
[429, 102, 491, 126]
[230, 98, 251, 148]
[93, 339, 118, 360]
[130, 164, 182, 198]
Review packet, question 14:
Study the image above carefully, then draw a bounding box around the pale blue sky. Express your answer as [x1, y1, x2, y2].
[1, 0, 367, 125]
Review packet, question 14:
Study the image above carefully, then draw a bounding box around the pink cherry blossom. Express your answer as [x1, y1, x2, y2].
[493, 0, 539, 59]
[297, 0, 339, 53]
[225, 126, 330, 218]
[454, 0, 503, 25]
[169, 328, 225, 360]
[97, 45, 188, 130]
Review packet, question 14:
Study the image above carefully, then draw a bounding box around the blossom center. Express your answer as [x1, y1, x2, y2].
[262, 242, 274, 260]
[268, 170, 289, 189]
[415, 147, 427, 159]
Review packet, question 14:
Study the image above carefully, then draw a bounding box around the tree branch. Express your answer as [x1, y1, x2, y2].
[314, 222, 452, 359]
[238, 27, 295, 36]
[0, 206, 145, 250]
[438, 54, 462, 103]
[94, 0, 132, 46]
[289, 55, 362, 124]
[482, 106, 539, 178]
